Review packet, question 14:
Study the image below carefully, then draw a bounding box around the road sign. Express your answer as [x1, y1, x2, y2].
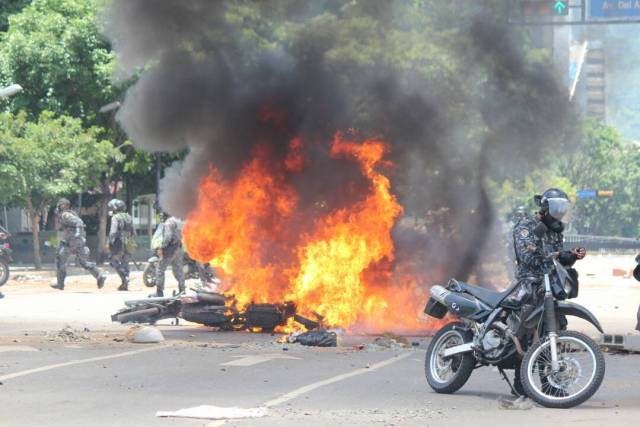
[521, 1, 569, 16]
[577, 190, 598, 199]
[588, 0, 640, 20]
[554, 1, 568, 15]
[597, 190, 614, 197]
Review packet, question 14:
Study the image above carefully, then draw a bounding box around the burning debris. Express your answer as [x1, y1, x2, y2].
[111, 289, 320, 334]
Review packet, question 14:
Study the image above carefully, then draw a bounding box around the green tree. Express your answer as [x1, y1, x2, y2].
[0, 111, 116, 268]
[562, 122, 640, 236]
[0, 0, 31, 33]
[0, 0, 141, 261]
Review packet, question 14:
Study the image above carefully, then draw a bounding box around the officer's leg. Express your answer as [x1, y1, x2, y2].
[172, 248, 185, 293]
[76, 245, 105, 288]
[154, 255, 170, 297]
[110, 251, 128, 291]
[51, 244, 69, 290]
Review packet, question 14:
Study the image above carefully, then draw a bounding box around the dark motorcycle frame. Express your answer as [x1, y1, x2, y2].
[424, 252, 604, 407]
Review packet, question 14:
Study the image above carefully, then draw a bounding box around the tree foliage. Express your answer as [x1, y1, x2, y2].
[0, 111, 115, 208]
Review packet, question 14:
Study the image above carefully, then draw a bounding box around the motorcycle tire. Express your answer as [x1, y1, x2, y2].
[143, 264, 156, 287]
[0, 259, 8, 287]
[114, 307, 161, 324]
[425, 322, 475, 394]
[520, 330, 605, 408]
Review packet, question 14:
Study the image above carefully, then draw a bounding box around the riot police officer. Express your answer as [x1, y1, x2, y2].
[151, 212, 185, 297]
[508, 188, 586, 395]
[51, 198, 106, 290]
[107, 199, 136, 291]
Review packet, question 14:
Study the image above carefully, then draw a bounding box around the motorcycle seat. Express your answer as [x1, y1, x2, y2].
[455, 281, 517, 308]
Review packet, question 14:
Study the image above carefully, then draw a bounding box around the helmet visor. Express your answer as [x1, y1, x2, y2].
[547, 198, 572, 222]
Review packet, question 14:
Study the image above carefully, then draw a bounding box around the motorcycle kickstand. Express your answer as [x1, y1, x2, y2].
[498, 367, 521, 397]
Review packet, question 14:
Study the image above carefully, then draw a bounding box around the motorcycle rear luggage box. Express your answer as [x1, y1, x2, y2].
[424, 297, 448, 319]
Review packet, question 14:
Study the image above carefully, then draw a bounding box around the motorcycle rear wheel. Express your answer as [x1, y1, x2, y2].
[520, 330, 605, 408]
[0, 259, 8, 286]
[425, 322, 475, 394]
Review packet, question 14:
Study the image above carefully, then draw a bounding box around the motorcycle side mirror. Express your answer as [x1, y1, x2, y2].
[533, 221, 548, 238]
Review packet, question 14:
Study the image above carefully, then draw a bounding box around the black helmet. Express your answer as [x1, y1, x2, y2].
[534, 188, 571, 222]
[107, 199, 126, 214]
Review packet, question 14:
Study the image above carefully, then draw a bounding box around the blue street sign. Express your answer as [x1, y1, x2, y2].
[576, 190, 598, 199]
[588, 0, 640, 20]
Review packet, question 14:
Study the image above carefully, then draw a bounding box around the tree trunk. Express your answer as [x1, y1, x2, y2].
[97, 177, 111, 264]
[27, 198, 42, 270]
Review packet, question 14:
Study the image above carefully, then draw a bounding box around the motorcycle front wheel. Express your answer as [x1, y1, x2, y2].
[425, 322, 475, 394]
[0, 259, 8, 286]
[143, 264, 156, 287]
[520, 330, 605, 408]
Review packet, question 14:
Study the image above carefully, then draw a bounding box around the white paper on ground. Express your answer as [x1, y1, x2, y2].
[156, 405, 267, 419]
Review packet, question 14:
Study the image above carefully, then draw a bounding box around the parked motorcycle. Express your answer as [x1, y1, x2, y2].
[0, 230, 13, 287]
[142, 252, 217, 288]
[424, 252, 605, 408]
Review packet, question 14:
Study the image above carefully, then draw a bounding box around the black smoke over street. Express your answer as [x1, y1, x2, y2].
[104, 1, 571, 283]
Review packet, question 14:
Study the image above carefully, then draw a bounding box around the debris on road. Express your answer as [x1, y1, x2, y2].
[498, 396, 533, 410]
[363, 333, 409, 350]
[156, 405, 267, 420]
[11, 274, 41, 282]
[47, 325, 90, 343]
[288, 330, 337, 347]
[125, 326, 164, 344]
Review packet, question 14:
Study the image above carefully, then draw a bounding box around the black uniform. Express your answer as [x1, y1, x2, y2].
[509, 213, 577, 307]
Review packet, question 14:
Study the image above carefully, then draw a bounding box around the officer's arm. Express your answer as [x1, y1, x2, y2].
[556, 232, 578, 266]
[558, 250, 577, 266]
[514, 225, 545, 270]
[108, 217, 118, 243]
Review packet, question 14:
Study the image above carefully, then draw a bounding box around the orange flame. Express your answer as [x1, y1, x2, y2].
[183, 132, 438, 332]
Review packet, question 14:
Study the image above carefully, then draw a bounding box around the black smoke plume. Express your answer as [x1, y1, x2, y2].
[104, 1, 571, 283]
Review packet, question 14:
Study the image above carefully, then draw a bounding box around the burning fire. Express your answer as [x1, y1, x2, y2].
[183, 132, 433, 332]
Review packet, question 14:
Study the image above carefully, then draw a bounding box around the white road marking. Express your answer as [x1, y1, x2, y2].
[0, 345, 165, 382]
[0, 345, 38, 353]
[263, 352, 412, 407]
[220, 354, 300, 367]
[172, 352, 412, 424]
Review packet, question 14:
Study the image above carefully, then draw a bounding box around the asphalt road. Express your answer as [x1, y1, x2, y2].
[0, 259, 639, 427]
[0, 329, 638, 427]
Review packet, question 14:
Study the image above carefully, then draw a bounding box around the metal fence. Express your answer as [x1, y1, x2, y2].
[564, 234, 640, 252]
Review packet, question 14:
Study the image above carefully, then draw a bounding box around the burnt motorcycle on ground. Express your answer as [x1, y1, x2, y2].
[424, 252, 605, 409]
[111, 289, 297, 332]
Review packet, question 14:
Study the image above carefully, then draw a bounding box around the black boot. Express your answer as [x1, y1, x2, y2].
[117, 280, 129, 291]
[50, 283, 65, 290]
[97, 273, 106, 289]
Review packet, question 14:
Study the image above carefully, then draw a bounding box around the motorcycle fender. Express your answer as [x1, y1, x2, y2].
[525, 301, 604, 333]
[557, 301, 604, 333]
